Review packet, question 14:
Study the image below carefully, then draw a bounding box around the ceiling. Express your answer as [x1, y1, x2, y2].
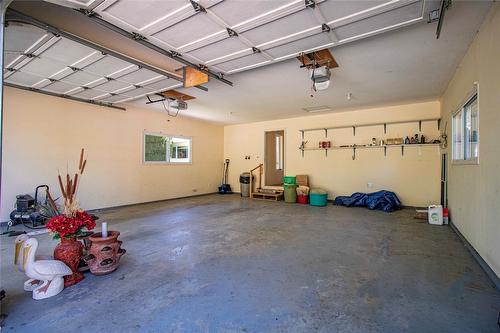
[50, 0, 443, 75]
[5, 0, 493, 124]
[133, 0, 492, 124]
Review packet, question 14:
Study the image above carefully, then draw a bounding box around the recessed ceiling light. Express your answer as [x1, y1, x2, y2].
[302, 106, 332, 113]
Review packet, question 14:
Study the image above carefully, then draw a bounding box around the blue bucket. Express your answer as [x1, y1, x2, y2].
[309, 190, 328, 206]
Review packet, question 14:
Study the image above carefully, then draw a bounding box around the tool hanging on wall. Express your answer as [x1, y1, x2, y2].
[440, 121, 448, 148]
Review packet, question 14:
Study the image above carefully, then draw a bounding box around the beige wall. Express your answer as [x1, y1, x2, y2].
[224, 101, 441, 207]
[440, 4, 500, 276]
[0, 87, 223, 221]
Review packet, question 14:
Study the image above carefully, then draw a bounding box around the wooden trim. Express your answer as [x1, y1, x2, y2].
[160, 90, 195, 101]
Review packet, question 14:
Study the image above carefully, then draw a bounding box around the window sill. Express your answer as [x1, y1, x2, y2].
[452, 159, 479, 166]
[143, 161, 192, 165]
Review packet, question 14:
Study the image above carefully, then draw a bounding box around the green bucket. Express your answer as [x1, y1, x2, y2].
[283, 176, 296, 185]
[284, 184, 298, 203]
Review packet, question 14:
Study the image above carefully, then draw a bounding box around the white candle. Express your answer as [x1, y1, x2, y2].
[102, 222, 108, 238]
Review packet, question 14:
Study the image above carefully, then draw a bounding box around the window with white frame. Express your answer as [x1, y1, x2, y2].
[275, 135, 283, 170]
[144, 132, 191, 163]
[452, 90, 478, 164]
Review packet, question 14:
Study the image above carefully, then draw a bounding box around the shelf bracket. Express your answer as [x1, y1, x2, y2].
[352, 147, 356, 160]
[384, 123, 387, 134]
[325, 149, 328, 157]
[384, 146, 387, 156]
[418, 120, 422, 132]
[324, 128, 328, 138]
[301, 130, 304, 140]
[437, 119, 441, 130]
[352, 126, 356, 136]
[401, 146, 405, 156]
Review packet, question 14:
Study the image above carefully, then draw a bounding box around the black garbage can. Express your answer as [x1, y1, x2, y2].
[239, 172, 253, 197]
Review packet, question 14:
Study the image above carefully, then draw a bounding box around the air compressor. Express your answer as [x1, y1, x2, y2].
[9, 185, 57, 229]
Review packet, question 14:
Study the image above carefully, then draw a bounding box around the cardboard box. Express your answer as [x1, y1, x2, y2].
[414, 209, 428, 221]
[386, 138, 404, 145]
[296, 175, 308, 186]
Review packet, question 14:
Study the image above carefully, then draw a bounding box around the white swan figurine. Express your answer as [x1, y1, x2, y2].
[22, 238, 72, 300]
[14, 235, 52, 291]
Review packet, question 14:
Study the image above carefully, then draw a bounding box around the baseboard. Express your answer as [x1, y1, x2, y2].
[1, 192, 220, 226]
[450, 221, 500, 291]
[86, 192, 221, 214]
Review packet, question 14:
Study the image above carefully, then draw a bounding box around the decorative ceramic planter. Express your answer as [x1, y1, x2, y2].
[53, 237, 84, 287]
[77, 231, 95, 272]
[84, 231, 126, 275]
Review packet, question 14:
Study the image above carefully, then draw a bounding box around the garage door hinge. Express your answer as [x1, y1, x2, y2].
[78, 9, 100, 18]
[132, 32, 147, 41]
[171, 51, 182, 58]
[305, 0, 316, 9]
[22, 53, 38, 59]
[190, 0, 206, 13]
[226, 28, 238, 37]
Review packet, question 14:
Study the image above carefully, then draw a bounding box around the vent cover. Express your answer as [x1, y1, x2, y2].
[302, 105, 333, 113]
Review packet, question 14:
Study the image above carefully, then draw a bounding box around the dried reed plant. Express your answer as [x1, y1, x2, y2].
[58, 148, 87, 217]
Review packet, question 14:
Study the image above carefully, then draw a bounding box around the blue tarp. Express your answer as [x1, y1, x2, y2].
[333, 190, 401, 212]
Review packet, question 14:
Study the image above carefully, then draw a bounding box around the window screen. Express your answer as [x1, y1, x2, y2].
[144, 133, 191, 163]
[452, 92, 478, 164]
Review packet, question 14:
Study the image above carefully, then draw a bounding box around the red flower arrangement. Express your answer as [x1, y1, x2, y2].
[47, 210, 96, 239]
[47, 148, 96, 239]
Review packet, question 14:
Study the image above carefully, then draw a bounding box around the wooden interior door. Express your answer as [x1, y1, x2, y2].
[265, 130, 284, 186]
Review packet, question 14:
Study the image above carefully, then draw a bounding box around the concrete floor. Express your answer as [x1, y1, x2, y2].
[0, 194, 499, 333]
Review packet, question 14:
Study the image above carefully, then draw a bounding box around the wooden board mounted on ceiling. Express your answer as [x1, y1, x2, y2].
[183, 66, 209, 88]
[297, 49, 339, 69]
[160, 90, 196, 101]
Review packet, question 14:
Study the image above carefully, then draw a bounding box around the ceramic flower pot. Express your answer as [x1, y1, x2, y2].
[54, 237, 84, 287]
[84, 231, 126, 275]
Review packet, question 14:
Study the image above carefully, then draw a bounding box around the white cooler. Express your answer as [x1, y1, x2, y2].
[428, 205, 443, 225]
